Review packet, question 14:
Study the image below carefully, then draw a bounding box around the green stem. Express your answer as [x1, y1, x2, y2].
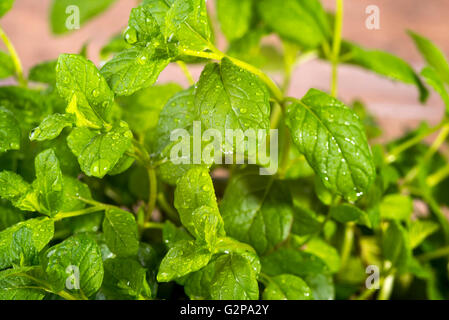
[427, 163, 449, 187]
[331, 0, 344, 97]
[143, 221, 164, 230]
[417, 245, 449, 261]
[377, 273, 395, 300]
[404, 124, 449, 183]
[146, 167, 158, 223]
[423, 193, 449, 243]
[157, 192, 180, 224]
[0, 25, 26, 87]
[339, 223, 354, 274]
[386, 122, 445, 164]
[176, 61, 195, 85]
[53, 206, 105, 221]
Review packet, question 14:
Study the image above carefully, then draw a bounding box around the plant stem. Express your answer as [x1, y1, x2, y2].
[423, 193, 449, 243]
[0, 25, 26, 87]
[339, 223, 354, 274]
[157, 192, 180, 224]
[146, 167, 158, 223]
[427, 163, 449, 187]
[176, 61, 195, 85]
[404, 124, 449, 183]
[53, 206, 105, 221]
[331, 0, 344, 97]
[386, 122, 445, 164]
[418, 245, 449, 261]
[377, 273, 395, 300]
[143, 221, 164, 230]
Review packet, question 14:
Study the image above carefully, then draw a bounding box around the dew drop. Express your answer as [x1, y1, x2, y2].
[124, 26, 138, 45]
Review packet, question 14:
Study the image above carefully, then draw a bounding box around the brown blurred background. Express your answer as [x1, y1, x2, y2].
[2, 0, 449, 140]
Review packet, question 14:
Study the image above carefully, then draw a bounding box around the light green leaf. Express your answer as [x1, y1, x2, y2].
[103, 209, 139, 257]
[263, 274, 313, 300]
[56, 54, 114, 128]
[330, 204, 365, 224]
[303, 238, 340, 274]
[174, 167, 224, 239]
[66, 127, 98, 157]
[0, 51, 14, 79]
[0, 171, 38, 212]
[342, 42, 428, 102]
[0, 0, 14, 18]
[195, 58, 271, 140]
[409, 220, 439, 249]
[30, 113, 74, 142]
[50, 0, 117, 34]
[43, 233, 104, 297]
[34, 149, 63, 216]
[220, 167, 293, 254]
[421, 66, 449, 113]
[257, 0, 330, 49]
[379, 194, 413, 221]
[0, 106, 20, 153]
[101, 47, 171, 96]
[102, 258, 152, 300]
[157, 240, 211, 282]
[0, 218, 54, 270]
[162, 220, 193, 248]
[76, 122, 133, 178]
[165, 0, 213, 52]
[409, 31, 449, 84]
[286, 89, 375, 202]
[217, 0, 253, 42]
[210, 253, 259, 300]
[0, 267, 45, 300]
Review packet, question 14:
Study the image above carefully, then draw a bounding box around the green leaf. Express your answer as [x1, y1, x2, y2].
[0, 218, 54, 270]
[285, 89, 376, 202]
[262, 248, 329, 278]
[409, 220, 439, 249]
[0, 0, 14, 18]
[103, 209, 139, 257]
[102, 258, 152, 300]
[50, 0, 117, 34]
[74, 122, 133, 178]
[217, 0, 253, 42]
[58, 175, 91, 213]
[330, 204, 366, 224]
[341, 42, 428, 102]
[0, 267, 45, 300]
[174, 167, 224, 240]
[0, 171, 38, 211]
[421, 66, 449, 114]
[157, 240, 211, 282]
[257, 0, 330, 49]
[210, 253, 259, 300]
[162, 221, 193, 248]
[29, 60, 57, 85]
[30, 113, 74, 142]
[0, 51, 14, 79]
[101, 47, 171, 97]
[382, 221, 411, 271]
[56, 54, 114, 128]
[43, 233, 103, 298]
[195, 58, 271, 139]
[34, 149, 64, 216]
[409, 31, 449, 84]
[117, 83, 182, 135]
[164, 0, 213, 52]
[303, 238, 340, 274]
[0, 106, 20, 153]
[66, 127, 98, 157]
[263, 274, 313, 300]
[220, 167, 293, 254]
[379, 194, 413, 221]
[291, 207, 321, 237]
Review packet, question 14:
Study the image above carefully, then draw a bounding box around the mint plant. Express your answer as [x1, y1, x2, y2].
[1, 0, 449, 300]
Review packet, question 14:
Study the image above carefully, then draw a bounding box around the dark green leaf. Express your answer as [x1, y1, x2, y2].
[263, 274, 313, 300]
[285, 89, 376, 202]
[0, 106, 20, 153]
[30, 113, 74, 142]
[103, 209, 139, 257]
